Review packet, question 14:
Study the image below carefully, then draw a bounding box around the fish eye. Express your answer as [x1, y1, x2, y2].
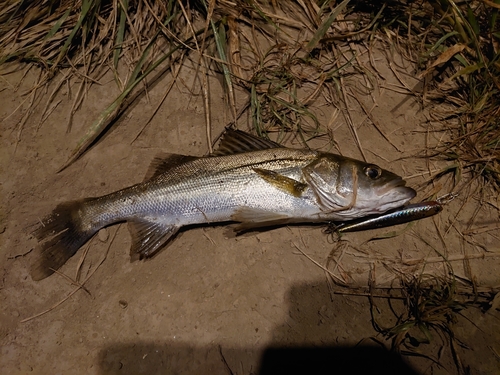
[364, 165, 382, 180]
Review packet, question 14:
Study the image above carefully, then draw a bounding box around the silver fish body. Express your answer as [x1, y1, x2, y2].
[84, 148, 319, 230]
[30, 130, 416, 280]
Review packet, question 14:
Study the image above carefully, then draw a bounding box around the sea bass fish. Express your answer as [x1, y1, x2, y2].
[30, 130, 416, 280]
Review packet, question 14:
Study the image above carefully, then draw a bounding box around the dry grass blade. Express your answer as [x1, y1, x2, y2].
[20, 226, 119, 323]
[292, 241, 347, 286]
[131, 52, 186, 144]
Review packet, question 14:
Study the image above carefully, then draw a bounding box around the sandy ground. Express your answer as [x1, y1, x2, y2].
[1, 48, 499, 374]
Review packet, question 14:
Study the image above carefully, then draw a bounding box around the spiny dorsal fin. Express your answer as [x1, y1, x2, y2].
[253, 168, 308, 197]
[211, 129, 282, 156]
[128, 218, 179, 259]
[144, 153, 198, 181]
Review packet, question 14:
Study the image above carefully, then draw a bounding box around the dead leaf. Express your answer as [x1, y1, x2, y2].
[419, 44, 467, 78]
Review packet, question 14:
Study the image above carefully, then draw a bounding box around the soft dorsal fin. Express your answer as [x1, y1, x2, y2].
[211, 129, 282, 156]
[144, 153, 198, 181]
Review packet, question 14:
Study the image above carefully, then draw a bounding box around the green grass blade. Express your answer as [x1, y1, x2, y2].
[113, 0, 129, 69]
[425, 31, 459, 56]
[51, 0, 95, 70]
[466, 5, 480, 36]
[453, 53, 468, 66]
[448, 62, 484, 81]
[210, 19, 236, 118]
[43, 6, 73, 41]
[249, 0, 283, 35]
[251, 83, 262, 135]
[306, 0, 351, 52]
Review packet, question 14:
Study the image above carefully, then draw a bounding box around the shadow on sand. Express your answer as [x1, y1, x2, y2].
[98, 280, 419, 375]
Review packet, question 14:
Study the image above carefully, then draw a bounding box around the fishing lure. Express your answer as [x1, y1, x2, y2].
[330, 201, 443, 233]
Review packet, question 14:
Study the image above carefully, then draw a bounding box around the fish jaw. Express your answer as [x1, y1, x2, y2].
[373, 174, 416, 209]
[367, 186, 417, 214]
[347, 180, 416, 218]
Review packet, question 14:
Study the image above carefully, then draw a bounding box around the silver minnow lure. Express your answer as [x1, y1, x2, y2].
[333, 201, 443, 233]
[29, 129, 416, 280]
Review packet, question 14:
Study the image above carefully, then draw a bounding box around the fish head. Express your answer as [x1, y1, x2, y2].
[304, 154, 416, 219]
[350, 161, 416, 215]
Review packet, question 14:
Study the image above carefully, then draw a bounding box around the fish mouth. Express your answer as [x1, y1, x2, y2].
[378, 177, 417, 201]
[379, 177, 407, 194]
[369, 179, 416, 214]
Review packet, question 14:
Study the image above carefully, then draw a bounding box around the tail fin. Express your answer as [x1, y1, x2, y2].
[30, 200, 97, 281]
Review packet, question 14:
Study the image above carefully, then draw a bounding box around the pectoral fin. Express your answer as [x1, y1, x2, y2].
[128, 218, 179, 258]
[231, 207, 293, 231]
[253, 168, 308, 197]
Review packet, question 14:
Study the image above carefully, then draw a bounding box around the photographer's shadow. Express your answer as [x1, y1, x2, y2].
[99, 280, 419, 374]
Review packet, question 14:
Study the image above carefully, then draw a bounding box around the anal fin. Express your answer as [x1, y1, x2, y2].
[128, 218, 179, 258]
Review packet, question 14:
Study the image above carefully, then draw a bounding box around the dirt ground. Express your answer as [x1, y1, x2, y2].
[1, 47, 499, 374]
